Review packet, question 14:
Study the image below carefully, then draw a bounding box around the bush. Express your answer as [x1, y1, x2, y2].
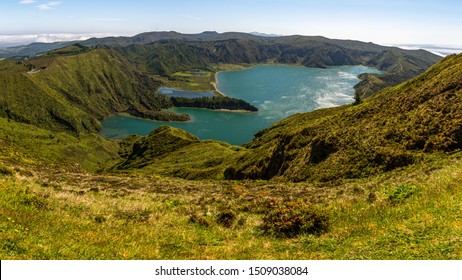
[189, 206, 240, 228]
[387, 184, 420, 205]
[217, 208, 237, 228]
[262, 201, 329, 237]
[0, 163, 14, 176]
[188, 211, 212, 227]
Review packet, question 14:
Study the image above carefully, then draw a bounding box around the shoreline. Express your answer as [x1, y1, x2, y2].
[211, 71, 226, 97]
[213, 108, 257, 113]
[210, 63, 257, 97]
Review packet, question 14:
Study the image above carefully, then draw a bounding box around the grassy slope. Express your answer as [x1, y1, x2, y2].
[0, 118, 120, 172]
[114, 126, 245, 180]
[1, 149, 461, 259]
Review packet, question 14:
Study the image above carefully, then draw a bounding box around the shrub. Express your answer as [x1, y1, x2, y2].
[216, 208, 237, 228]
[387, 184, 420, 205]
[262, 201, 329, 237]
[189, 206, 240, 228]
[188, 212, 212, 227]
[0, 164, 14, 176]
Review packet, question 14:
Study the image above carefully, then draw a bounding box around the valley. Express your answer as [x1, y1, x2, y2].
[1, 31, 461, 260]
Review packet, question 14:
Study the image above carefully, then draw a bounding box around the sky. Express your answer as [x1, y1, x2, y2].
[1, 0, 462, 48]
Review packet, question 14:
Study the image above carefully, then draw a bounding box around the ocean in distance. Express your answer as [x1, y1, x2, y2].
[100, 65, 382, 145]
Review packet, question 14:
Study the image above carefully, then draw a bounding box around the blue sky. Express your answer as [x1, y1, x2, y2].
[1, 0, 462, 47]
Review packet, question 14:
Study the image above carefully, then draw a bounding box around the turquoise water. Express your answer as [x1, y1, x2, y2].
[101, 65, 382, 145]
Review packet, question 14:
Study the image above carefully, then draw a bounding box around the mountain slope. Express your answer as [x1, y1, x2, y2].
[113, 126, 245, 180]
[0, 45, 177, 134]
[0, 41, 77, 59]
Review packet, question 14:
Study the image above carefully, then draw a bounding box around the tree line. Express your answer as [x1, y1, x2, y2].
[170, 96, 258, 112]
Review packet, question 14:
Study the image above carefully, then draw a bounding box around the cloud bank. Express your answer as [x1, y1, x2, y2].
[0, 33, 116, 48]
[395, 44, 462, 57]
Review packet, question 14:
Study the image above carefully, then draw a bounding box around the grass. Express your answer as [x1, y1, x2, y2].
[1, 150, 461, 259]
[0, 118, 120, 172]
[162, 70, 215, 92]
[161, 65, 252, 94]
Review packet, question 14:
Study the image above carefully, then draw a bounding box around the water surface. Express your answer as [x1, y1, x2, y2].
[101, 65, 381, 145]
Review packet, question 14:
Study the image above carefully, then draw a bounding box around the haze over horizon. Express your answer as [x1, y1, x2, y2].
[1, 0, 462, 52]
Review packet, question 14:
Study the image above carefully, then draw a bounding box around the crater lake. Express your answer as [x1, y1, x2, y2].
[101, 65, 382, 145]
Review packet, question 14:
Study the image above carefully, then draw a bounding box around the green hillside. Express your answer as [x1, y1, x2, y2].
[1, 32, 440, 98]
[0, 45, 185, 134]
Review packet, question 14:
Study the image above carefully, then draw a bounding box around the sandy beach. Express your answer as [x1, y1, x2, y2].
[211, 72, 226, 97]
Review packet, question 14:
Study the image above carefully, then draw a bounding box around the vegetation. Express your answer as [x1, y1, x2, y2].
[115, 34, 440, 97]
[0, 46, 188, 134]
[46, 44, 90, 56]
[0, 33, 459, 260]
[1, 32, 441, 98]
[1, 149, 461, 259]
[0, 118, 119, 172]
[171, 96, 258, 112]
[114, 126, 245, 180]
[262, 201, 329, 237]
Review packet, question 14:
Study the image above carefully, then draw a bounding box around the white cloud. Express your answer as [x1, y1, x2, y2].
[391, 44, 462, 57]
[0, 33, 118, 47]
[37, 1, 61, 11]
[20, 0, 37, 4]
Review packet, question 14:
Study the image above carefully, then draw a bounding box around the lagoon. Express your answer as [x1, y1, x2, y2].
[101, 65, 382, 145]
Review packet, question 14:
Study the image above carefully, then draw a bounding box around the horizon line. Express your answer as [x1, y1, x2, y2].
[1, 31, 462, 52]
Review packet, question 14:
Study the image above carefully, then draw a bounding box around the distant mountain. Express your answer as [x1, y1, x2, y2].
[250, 32, 282, 37]
[116, 34, 441, 97]
[0, 41, 77, 59]
[0, 31, 442, 102]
